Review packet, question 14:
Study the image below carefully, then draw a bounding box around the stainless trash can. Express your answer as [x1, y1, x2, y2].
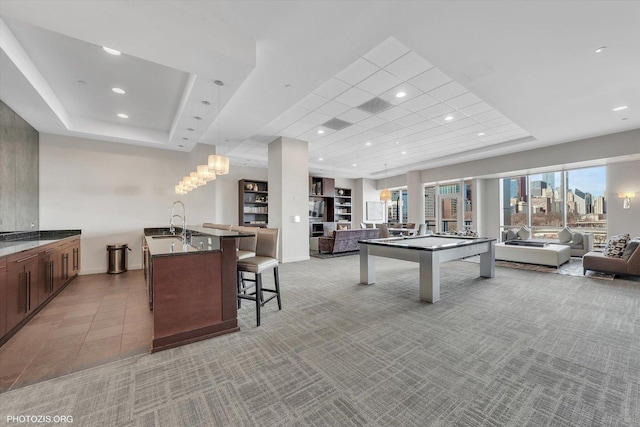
[107, 243, 130, 274]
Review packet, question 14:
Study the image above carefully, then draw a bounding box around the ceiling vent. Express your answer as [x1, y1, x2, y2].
[357, 97, 393, 114]
[321, 118, 353, 131]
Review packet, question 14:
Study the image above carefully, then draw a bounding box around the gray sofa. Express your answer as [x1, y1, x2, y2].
[501, 227, 593, 257]
[318, 228, 379, 254]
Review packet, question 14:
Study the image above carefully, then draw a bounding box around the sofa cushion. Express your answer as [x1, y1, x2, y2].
[603, 234, 630, 258]
[506, 229, 518, 240]
[622, 239, 640, 260]
[517, 226, 531, 240]
[571, 232, 583, 245]
[558, 227, 573, 243]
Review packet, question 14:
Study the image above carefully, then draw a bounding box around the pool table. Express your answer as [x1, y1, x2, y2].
[358, 235, 496, 303]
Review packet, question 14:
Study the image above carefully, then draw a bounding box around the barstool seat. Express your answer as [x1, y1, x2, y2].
[237, 228, 281, 326]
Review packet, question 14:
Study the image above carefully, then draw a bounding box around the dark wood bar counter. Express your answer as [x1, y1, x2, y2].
[143, 226, 251, 352]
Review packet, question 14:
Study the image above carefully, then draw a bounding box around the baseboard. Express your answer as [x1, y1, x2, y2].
[282, 255, 311, 263]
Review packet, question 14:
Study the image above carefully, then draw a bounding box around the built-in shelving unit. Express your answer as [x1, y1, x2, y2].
[238, 179, 268, 227]
[308, 176, 351, 237]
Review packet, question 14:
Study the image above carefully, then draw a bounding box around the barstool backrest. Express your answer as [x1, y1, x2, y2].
[237, 226, 259, 252]
[256, 228, 279, 258]
[203, 223, 232, 230]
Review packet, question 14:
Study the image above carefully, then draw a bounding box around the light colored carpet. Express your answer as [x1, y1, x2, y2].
[464, 256, 618, 280]
[1, 257, 639, 426]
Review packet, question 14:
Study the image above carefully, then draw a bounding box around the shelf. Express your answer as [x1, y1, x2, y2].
[239, 179, 268, 226]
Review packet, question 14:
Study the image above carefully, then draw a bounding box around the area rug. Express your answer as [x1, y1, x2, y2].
[463, 256, 615, 280]
[310, 250, 359, 259]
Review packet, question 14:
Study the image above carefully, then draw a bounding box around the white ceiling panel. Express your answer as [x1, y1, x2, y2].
[419, 103, 456, 119]
[385, 51, 433, 81]
[459, 102, 494, 117]
[334, 58, 379, 85]
[409, 67, 453, 93]
[334, 86, 376, 107]
[298, 110, 333, 126]
[372, 121, 404, 134]
[358, 115, 389, 130]
[363, 37, 412, 67]
[313, 78, 352, 99]
[315, 100, 352, 117]
[428, 81, 468, 102]
[378, 83, 422, 105]
[446, 92, 483, 110]
[298, 93, 329, 111]
[337, 108, 371, 124]
[393, 113, 425, 127]
[399, 93, 440, 112]
[408, 120, 440, 132]
[357, 70, 404, 96]
[376, 106, 411, 121]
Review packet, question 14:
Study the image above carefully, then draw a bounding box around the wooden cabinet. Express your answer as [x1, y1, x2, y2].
[1, 235, 81, 345]
[309, 177, 352, 236]
[238, 179, 269, 227]
[6, 252, 38, 332]
[0, 258, 6, 337]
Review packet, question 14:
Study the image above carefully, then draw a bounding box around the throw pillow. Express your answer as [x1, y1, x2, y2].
[622, 239, 640, 260]
[558, 227, 573, 244]
[506, 229, 518, 240]
[517, 226, 531, 240]
[337, 224, 349, 230]
[602, 234, 630, 258]
[571, 232, 583, 245]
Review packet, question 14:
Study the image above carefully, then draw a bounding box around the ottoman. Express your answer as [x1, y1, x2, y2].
[495, 242, 571, 267]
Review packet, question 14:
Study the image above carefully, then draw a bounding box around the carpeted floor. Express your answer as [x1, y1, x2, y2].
[463, 256, 620, 280]
[1, 257, 639, 426]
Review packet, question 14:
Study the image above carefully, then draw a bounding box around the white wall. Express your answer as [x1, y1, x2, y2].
[39, 134, 255, 274]
[607, 159, 640, 238]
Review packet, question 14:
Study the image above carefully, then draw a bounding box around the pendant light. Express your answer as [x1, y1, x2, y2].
[380, 163, 391, 202]
[208, 80, 230, 176]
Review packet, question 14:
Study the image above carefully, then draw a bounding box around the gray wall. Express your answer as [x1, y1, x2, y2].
[0, 100, 39, 232]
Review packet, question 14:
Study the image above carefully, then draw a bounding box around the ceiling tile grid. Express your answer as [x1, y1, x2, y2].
[241, 37, 531, 174]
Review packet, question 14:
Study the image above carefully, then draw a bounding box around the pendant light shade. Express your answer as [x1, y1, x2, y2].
[380, 163, 391, 201]
[208, 154, 229, 175]
[197, 164, 216, 182]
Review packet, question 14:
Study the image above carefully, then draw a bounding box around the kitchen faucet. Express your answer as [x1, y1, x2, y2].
[169, 201, 187, 243]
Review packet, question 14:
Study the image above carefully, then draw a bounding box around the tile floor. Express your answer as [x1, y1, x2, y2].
[0, 270, 152, 393]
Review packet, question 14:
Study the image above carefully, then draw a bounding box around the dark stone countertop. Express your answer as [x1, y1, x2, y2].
[0, 230, 81, 259]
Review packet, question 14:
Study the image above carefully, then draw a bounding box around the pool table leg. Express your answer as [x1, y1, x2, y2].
[479, 241, 496, 278]
[359, 244, 375, 284]
[419, 251, 439, 303]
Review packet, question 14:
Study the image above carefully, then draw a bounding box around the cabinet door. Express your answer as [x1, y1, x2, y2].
[38, 253, 52, 305]
[71, 240, 80, 276]
[54, 249, 68, 292]
[6, 267, 26, 331]
[0, 268, 6, 337]
[24, 258, 38, 315]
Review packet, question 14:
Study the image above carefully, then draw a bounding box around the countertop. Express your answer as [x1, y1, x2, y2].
[144, 226, 254, 257]
[0, 230, 81, 259]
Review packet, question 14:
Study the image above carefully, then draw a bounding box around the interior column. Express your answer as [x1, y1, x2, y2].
[406, 170, 424, 226]
[268, 137, 310, 263]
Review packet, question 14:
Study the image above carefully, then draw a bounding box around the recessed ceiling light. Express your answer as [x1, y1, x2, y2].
[317, 129, 325, 134]
[444, 116, 454, 121]
[595, 46, 607, 53]
[395, 141, 400, 144]
[365, 142, 372, 146]
[612, 105, 628, 112]
[117, 113, 128, 119]
[477, 132, 486, 136]
[352, 163, 357, 167]
[103, 46, 121, 56]
[401, 151, 407, 155]
[319, 158, 324, 161]
[111, 87, 126, 95]
[396, 91, 406, 98]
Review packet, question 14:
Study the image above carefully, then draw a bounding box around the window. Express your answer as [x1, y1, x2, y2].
[424, 186, 436, 232]
[388, 189, 407, 223]
[529, 172, 563, 238]
[500, 167, 607, 243]
[567, 166, 607, 244]
[502, 176, 528, 227]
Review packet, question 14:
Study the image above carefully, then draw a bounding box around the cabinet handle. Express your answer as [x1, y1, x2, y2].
[27, 271, 31, 311]
[16, 254, 38, 263]
[49, 261, 54, 293]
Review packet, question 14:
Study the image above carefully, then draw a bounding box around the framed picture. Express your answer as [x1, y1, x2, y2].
[366, 201, 384, 221]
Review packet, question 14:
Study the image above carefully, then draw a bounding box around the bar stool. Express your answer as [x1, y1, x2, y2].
[237, 228, 281, 326]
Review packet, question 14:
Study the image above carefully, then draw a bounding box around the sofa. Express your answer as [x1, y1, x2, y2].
[501, 226, 593, 257]
[318, 228, 379, 254]
[583, 236, 640, 276]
